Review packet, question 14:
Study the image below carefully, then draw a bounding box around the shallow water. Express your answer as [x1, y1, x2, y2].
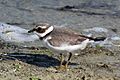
[0, 0, 120, 29]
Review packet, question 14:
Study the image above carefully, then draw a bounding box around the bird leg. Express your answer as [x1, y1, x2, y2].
[65, 52, 72, 69]
[57, 52, 72, 71]
[60, 53, 64, 68]
[56, 53, 65, 70]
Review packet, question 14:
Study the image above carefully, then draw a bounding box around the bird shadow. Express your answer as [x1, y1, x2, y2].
[1, 52, 78, 68]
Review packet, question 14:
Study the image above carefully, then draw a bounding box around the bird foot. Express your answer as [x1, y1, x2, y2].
[55, 65, 69, 71]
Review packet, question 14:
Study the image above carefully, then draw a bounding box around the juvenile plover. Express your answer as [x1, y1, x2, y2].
[28, 23, 106, 70]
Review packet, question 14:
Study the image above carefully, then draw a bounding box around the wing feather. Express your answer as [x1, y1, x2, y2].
[47, 28, 87, 46]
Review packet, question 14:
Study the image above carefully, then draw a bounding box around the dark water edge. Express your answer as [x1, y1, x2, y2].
[0, 0, 120, 31]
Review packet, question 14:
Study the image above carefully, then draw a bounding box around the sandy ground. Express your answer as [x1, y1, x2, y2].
[0, 0, 120, 80]
[0, 41, 120, 80]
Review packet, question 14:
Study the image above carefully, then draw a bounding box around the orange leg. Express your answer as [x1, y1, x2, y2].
[65, 52, 72, 69]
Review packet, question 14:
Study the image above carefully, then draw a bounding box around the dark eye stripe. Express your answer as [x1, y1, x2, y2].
[34, 23, 51, 33]
[36, 28, 46, 33]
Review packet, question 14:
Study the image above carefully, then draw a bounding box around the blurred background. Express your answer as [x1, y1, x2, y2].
[0, 0, 120, 33]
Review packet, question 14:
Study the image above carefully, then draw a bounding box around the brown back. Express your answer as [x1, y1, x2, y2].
[48, 28, 87, 47]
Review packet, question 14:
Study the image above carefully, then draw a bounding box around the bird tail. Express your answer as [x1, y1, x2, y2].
[80, 35, 106, 41]
[88, 37, 106, 41]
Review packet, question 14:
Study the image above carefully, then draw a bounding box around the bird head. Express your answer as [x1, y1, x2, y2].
[28, 23, 54, 38]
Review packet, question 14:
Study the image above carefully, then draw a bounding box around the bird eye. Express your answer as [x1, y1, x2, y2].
[37, 27, 42, 30]
[36, 27, 45, 33]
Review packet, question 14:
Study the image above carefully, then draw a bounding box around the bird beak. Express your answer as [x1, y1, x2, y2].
[28, 28, 36, 33]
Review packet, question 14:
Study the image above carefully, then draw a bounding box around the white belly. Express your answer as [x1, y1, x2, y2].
[43, 37, 90, 53]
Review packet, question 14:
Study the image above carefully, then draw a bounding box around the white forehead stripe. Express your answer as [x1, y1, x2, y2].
[36, 26, 54, 37]
[40, 26, 47, 29]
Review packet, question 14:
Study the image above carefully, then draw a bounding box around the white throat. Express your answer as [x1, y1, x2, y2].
[35, 26, 54, 38]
